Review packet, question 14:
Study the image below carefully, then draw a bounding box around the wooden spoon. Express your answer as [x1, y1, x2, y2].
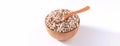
[63, 6, 90, 19]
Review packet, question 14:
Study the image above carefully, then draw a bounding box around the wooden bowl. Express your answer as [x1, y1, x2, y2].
[45, 9, 80, 41]
[46, 24, 80, 41]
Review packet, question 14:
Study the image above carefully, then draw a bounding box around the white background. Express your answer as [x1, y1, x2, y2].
[0, 0, 120, 46]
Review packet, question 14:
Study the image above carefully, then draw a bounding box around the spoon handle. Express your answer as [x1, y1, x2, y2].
[63, 6, 90, 19]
